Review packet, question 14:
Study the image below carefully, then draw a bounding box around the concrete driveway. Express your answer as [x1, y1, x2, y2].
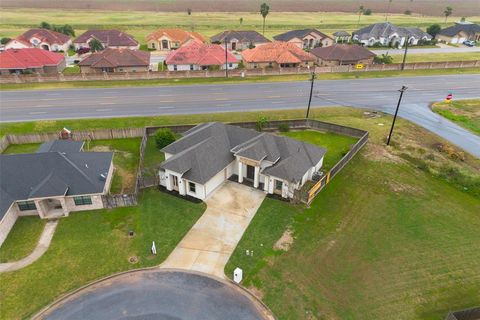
[161, 181, 265, 278]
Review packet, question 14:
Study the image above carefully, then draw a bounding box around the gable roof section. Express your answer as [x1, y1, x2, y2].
[0, 151, 113, 220]
[160, 123, 326, 185]
[274, 29, 332, 41]
[165, 41, 238, 66]
[438, 23, 480, 37]
[353, 22, 432, 40]
[78, 48, 150, 68]
[310, 44, 376, 61]
[14, 28, 70, 46]
[146, 29, 205, 44]
[0, 48, 65, 70]
[210, 30, 271, 44]
[241, 41, 316, 64]
[37, 140, 84, 153]
[74, 29, 139, 47]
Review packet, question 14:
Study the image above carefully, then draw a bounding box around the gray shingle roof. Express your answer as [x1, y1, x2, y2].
[36, 140, 84, 153]
[333, 31, 351, 37]
[210, 30, 271, 44]
[438, 23, 480, 37]
[310, 44, 376, 61]
[160, 123, 326, 185]
[0, 151, 113, 220]
[274, 29, 331, 41]
[353, 22, 432, 40]
[74, 29, 139, 47]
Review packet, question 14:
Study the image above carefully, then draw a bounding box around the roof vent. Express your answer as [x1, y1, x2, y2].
[99, 172, 107, 181]
[85, 164, 89, 168]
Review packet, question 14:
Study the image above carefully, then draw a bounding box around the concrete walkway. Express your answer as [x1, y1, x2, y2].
[0, 220, 58, 273]
[161, 181, 265, 278]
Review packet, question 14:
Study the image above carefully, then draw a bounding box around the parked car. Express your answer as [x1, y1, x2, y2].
[76, 47, 90, 55]
[463, 40, 476, 47]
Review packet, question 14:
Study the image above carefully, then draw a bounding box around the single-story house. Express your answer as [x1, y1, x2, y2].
[273, 29, 333, 49]
[311, 44, 376, 66]
[73, 29, 139, 50]
[5, 28, 71, 52]
[165, 40, 238, 71]
[436, 22, 480, 44]
[333, 31, 351, 43]
[0, 48, 66, 75]
[146, 29, 205, 51]
[0, 140, 113, 246]
[78, 48, 150, 73]
[159, 122, 326, 201]
[210, 30, 271, 51]
[352, 22, 432, 47]
[241, 41, 317, 69]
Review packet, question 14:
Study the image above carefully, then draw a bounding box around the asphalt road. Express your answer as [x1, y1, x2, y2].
[0, 74, 479, 157]
[40, 270, 271, 320]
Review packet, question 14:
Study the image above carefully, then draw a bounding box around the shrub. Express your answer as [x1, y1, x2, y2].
[154, 128, 176, 149]
[363, 8, 372, 15]
[0, 37, 11, 44]
[256, 116, 269, 132]
[404, 10, 412, 15]
[426, 24, 441, 37]
[278, 123, 290, 132]
[374, 53, 393, 64]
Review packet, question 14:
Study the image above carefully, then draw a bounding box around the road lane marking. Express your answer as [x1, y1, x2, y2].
[271, 101, 286, 104]
[214, 98, 228, 101]
[216, 103, 232, 107]
[159, 100, 175, 103]
[212, 92, 226, 95]
[99, 102, 115, 105]
[33, 105, 53, 108]
[158, 107, 175, 109]
[95, 108, 113, 112]
[29, 111, 47, 115]
[267, 95, 283, 98]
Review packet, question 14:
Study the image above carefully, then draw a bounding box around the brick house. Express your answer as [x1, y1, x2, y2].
[5, 28, 71, 52]
[310, 44, 376, 66]
[73, 29, 139, 50]
[146, 29, 205, 51]
[210, 30, 271, 51]
[78, 48, 150, 73]
[0, 48, 66, 75]
[273, 29, 333, 49]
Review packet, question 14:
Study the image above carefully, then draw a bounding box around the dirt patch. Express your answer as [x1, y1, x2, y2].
[363, 143, 403, 164]
[387, 180, 424, 195]
[273, 228, 294, 252]
[248, 286, 264, 300]
[128, 256, 138, 264]
[90, 145, 111, 152]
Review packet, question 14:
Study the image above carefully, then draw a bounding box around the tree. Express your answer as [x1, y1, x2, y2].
[357, 5, 365, 27]
[0, 37, 11, 44]
[256, 116, 269, 132]
[444, 6, 453, 23]
[374, 53, 393, 64]
[239, 17, 243, 25]
[426, 24, 441, 37]
[385, 0, 393, 21]
[40, 21, 51, 30]
[154, 128, 176, 149]
[89, 39, 104, 52]
[460, 17, 466, 22]
[260, 3, 270, 36]
[404, 10, 412, 15]
[187, 8, 192, 15]
[364, 8, 373, 15]
[57, 24, 75, 36]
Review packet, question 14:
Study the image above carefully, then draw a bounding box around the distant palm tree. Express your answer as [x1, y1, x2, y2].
[385, 0, 393, 21]
[260, 3, 270, 35]
[357, 5, 365, 27]
[444, 6, 453, 23]
[89, 39, 104, 52]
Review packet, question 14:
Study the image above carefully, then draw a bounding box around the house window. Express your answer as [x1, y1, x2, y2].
[74, 196, 92, 206]
[275, 180, 283, 191]
[17, 200, 37, 211]
[228, 63, 233, 68]
[151, 43, 156, 49]
[174, 65, 178, 71]
[190, 64, 194, 70]
[189, 182, 196, 193]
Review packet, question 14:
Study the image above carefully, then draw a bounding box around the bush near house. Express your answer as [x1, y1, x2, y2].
[154, 128, 176, 149]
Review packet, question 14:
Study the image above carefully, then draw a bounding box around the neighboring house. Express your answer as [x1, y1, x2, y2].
[159, 122, 326, 201]
[333, 31, 351, 43]
[311, 44, 376, 66]
[146, 29, 205, 51]
[5, 28, 71, 52]
[352, 22, 432, 47]
[0, 140, 113, 246]
[165, 41, 238, 71]
[0, 48, 66, 75]
[273, 29, 333, 49]
[210, 30, 271, 51]
[78, 48, 150, 73]
[73, 29, 139, 50]
[241, 41, 317, 69]
[436, 22, 480, 44]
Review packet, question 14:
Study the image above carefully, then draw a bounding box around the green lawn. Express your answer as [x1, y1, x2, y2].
[2, 142, 40, 154]
[391, 52, 480, 63]
[432, 99, 480, 135]
[62, 65, 80, 74]
[225, 115, 480, 319]
[2, 67, 480, 91]
[0, 188, 206, 319]
[87, 138, 141, 194]
[143, 137, 165, 178]
[0, 217, 46, 263]
[283, 130, 358, 171]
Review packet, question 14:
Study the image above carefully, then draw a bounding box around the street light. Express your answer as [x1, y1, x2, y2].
[401, 36, 413, 71]
[225, 37, 228, 78]
[386, 86, 408, 145]
[306, 71, 316, 119]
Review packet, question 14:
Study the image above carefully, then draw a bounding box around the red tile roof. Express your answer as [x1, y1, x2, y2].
[165, 41, 238, 66]
[74, 29, 138, 47]
[147, 29, 205, 44]
[310, 44, 376, 61]
[78, 48, 150, 68]
[241, 41, 316, 64]
[14, 28, 70, 46]
[0, 48, 65, 69]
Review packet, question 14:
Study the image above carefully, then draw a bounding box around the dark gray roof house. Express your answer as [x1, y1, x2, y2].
[210, 30, 271, 51]
[274, 29, 330, 42]
[159, 123, 326, 200]
[437, 22, 480, 43]
[352, 22, 432, 46]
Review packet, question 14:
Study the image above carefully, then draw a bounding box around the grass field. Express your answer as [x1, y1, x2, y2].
[2, 67, 480, 91]
[391, 52, 480, 63]
[0, 9, 478, 42]
[225, 110, 480, 319]
[432, 99, 480, 135]
[0, 188, 206, 319]
[0, 217, 46, 263]
[143, 137, 165, 178]
[2, 142, 41, 154]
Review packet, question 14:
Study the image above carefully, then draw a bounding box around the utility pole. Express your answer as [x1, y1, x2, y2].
[306, 71, 316, 119]
[225, 37, 228, 78]
[401, 37, 410, 70]
[387, 86, 408, 145]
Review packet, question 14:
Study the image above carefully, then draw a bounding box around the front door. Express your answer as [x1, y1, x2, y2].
[162, 40, 169, 50]
[274, 179, 283, 195]
[172, 175, 179, 191]
[246, 165, 255, 181]
[231, 42, 237, 50]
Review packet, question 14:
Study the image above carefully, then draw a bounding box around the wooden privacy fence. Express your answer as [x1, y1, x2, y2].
[1, 60, 478, 84]
[102, 194, 138, 209]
